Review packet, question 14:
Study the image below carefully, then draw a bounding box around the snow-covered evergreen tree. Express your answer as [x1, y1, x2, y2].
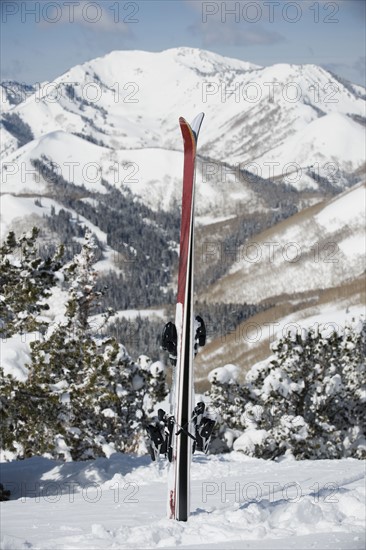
[138, 356, 168, 415]
[0, 228, 63, 457]
[114, 355, 168, 454]
[206, 364, 250, 452]
[25, 230, 127, 459]
[241, 318, 366, 459]
[208, 318, 365, 460]
[0, 227, 63, 338]
[336, 319, 366, 458]
[1, 229, 168, 460]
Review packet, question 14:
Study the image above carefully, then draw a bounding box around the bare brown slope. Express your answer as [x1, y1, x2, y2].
[194, 275, 365, 392]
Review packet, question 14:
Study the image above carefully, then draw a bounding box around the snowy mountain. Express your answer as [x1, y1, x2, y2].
[203, 182, 366, 304]
[1, 47, 365, 245]
[1, 48, 365, 194]
[0, 81, 37, 112]
[195, 182, 366, 379]
[0, 47, 365, 366]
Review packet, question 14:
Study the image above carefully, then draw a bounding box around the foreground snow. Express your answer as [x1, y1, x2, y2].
[1, 453, 365, 549]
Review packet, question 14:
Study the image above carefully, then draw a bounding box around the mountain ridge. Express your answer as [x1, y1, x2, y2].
[1, 47, 365, 367]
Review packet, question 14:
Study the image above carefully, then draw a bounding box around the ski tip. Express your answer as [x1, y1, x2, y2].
[179, 113, 205, 143]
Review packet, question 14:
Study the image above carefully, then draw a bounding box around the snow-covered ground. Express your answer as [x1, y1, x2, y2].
[1, 452, 365, 549]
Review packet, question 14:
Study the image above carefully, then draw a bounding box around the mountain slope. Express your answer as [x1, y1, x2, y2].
[0, 48, 365, 365]
[253, 112, 366, 187]
[201, 182, 366, 305]
[0, 81, 37, 112]
[1, 48, 365, 191]
[195, 183, 366, 381]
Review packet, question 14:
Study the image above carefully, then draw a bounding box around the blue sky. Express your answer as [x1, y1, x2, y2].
[1, 0, 365, 85]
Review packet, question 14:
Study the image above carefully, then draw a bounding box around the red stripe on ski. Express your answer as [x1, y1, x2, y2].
[177, 118, 196, 305]
[169, 489, 175, 519]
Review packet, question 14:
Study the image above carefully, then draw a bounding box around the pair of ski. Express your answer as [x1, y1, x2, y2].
[146, 113, 215, 522]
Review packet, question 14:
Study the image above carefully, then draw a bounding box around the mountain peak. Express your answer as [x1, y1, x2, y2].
[161, 46, 261, 72]
[80, 47, 260, 80]
[1, 47, 365, 196]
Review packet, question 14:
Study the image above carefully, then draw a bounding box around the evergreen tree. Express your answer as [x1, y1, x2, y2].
[0, 228, 63, 457]
[243, 319, 366, 459]
[207, 318, 365, 460]
[138, 355, 168, 415]
[0, 227, 63, 338]
[27, 230, 121, 459]
[1, 228, 168, 460]
[114, 355, 168, 454]
[336, 319, 366, 458]
[206, 365, 250, 452]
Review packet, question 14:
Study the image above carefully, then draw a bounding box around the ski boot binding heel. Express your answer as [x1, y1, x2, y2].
[161, 322, 177, 366]
[191, 401, 216, 454]
[146, 409, 175, 462]
[161, 316, 206, 365]
[194, 315, 206, 356]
